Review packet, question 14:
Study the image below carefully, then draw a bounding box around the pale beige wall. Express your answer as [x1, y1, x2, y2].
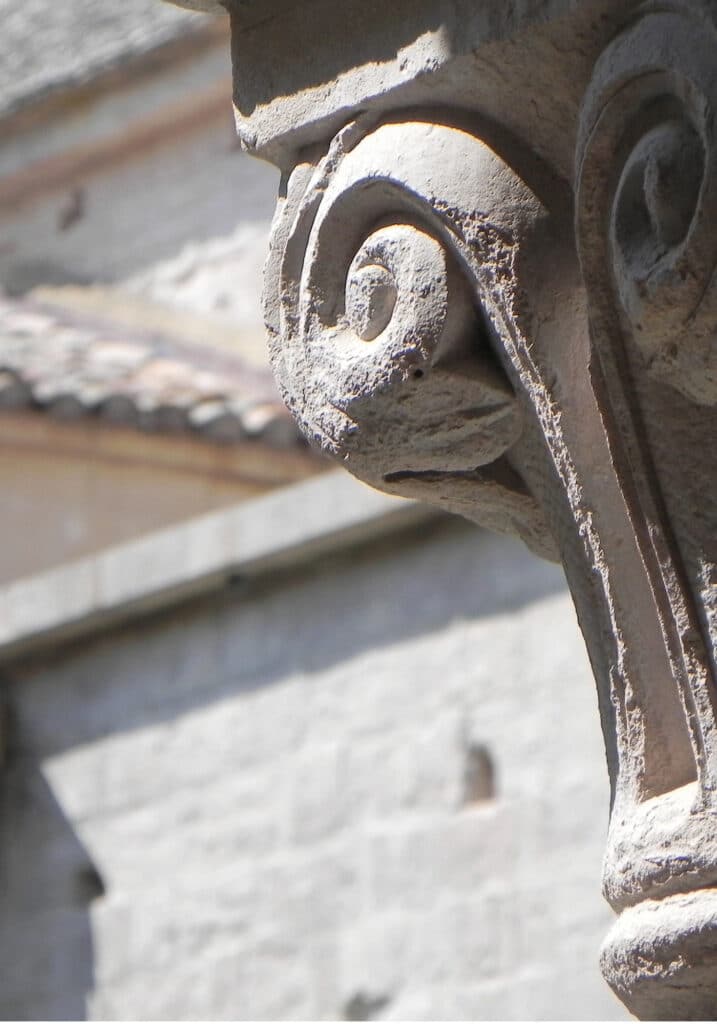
[0, 413, 320, 583]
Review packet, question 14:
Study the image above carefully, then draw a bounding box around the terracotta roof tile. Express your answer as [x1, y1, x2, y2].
[0, 292, 305, 448]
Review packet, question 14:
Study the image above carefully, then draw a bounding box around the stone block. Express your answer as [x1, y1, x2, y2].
[257, 841, 362, 938]
[305, 934, 343, 1020]
[288, 742, 348, 845]
[339, 912, 420, 1005]
[367, 807, 513, 910]
[420, 895, 507, 985]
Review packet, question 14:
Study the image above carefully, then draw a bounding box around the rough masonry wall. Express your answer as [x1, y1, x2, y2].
[1, 516, 629, 1020]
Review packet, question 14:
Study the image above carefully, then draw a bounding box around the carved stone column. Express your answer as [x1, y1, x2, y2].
[170, 0, 717, 1016]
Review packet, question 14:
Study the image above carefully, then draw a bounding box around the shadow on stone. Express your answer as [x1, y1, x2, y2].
[343, 992, 391, 1021]
[0, 700, 99, 1020]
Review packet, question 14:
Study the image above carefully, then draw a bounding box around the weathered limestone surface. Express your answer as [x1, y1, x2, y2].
[161, 0, 717, 1016]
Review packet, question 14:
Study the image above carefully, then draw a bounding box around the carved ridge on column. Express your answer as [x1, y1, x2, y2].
[576, 5, 717, 1017]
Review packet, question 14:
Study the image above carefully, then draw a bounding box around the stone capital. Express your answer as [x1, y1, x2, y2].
[169, 0, 717, 1016]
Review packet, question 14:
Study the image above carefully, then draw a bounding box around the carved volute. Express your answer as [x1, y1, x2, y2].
[167, 0, 717, 1016]
[264, 117, 560, 560]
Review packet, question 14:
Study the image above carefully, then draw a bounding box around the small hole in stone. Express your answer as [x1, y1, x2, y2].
[412, 368, 424, 379]
[226, 572, 249, 593]
[73, 865, 106, 904]
[344, 993, 390, 1021]
[463, 743, 495, 804]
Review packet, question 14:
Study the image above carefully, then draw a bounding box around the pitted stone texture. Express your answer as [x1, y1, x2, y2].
[601, 890, 717, 1020]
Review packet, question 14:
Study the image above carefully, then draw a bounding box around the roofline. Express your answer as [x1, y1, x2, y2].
[0, 18, 229, 133]
[0, 72, 232, 214]
[0, 471, 436, 661]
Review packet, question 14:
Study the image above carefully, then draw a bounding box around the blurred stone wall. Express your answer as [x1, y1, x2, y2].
[1, 511, 629, 1020]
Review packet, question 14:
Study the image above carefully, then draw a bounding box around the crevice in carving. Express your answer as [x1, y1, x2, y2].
[383, 456, 530, 494]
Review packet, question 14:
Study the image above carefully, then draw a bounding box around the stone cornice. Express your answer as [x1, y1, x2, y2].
[226, 0, 628, 167]
[0, 472, 429, 661]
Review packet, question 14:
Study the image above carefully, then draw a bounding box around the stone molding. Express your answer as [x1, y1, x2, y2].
[0, 472, 428, 661]
[166, 0, 717, 1016]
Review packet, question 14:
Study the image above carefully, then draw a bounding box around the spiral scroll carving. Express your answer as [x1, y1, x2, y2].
[577, 6, 717, 406]
[264, 119, 558, 559]
[575, 5, 717, 814]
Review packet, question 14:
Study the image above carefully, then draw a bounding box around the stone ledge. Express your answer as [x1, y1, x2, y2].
[0, 471, 434, 661]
